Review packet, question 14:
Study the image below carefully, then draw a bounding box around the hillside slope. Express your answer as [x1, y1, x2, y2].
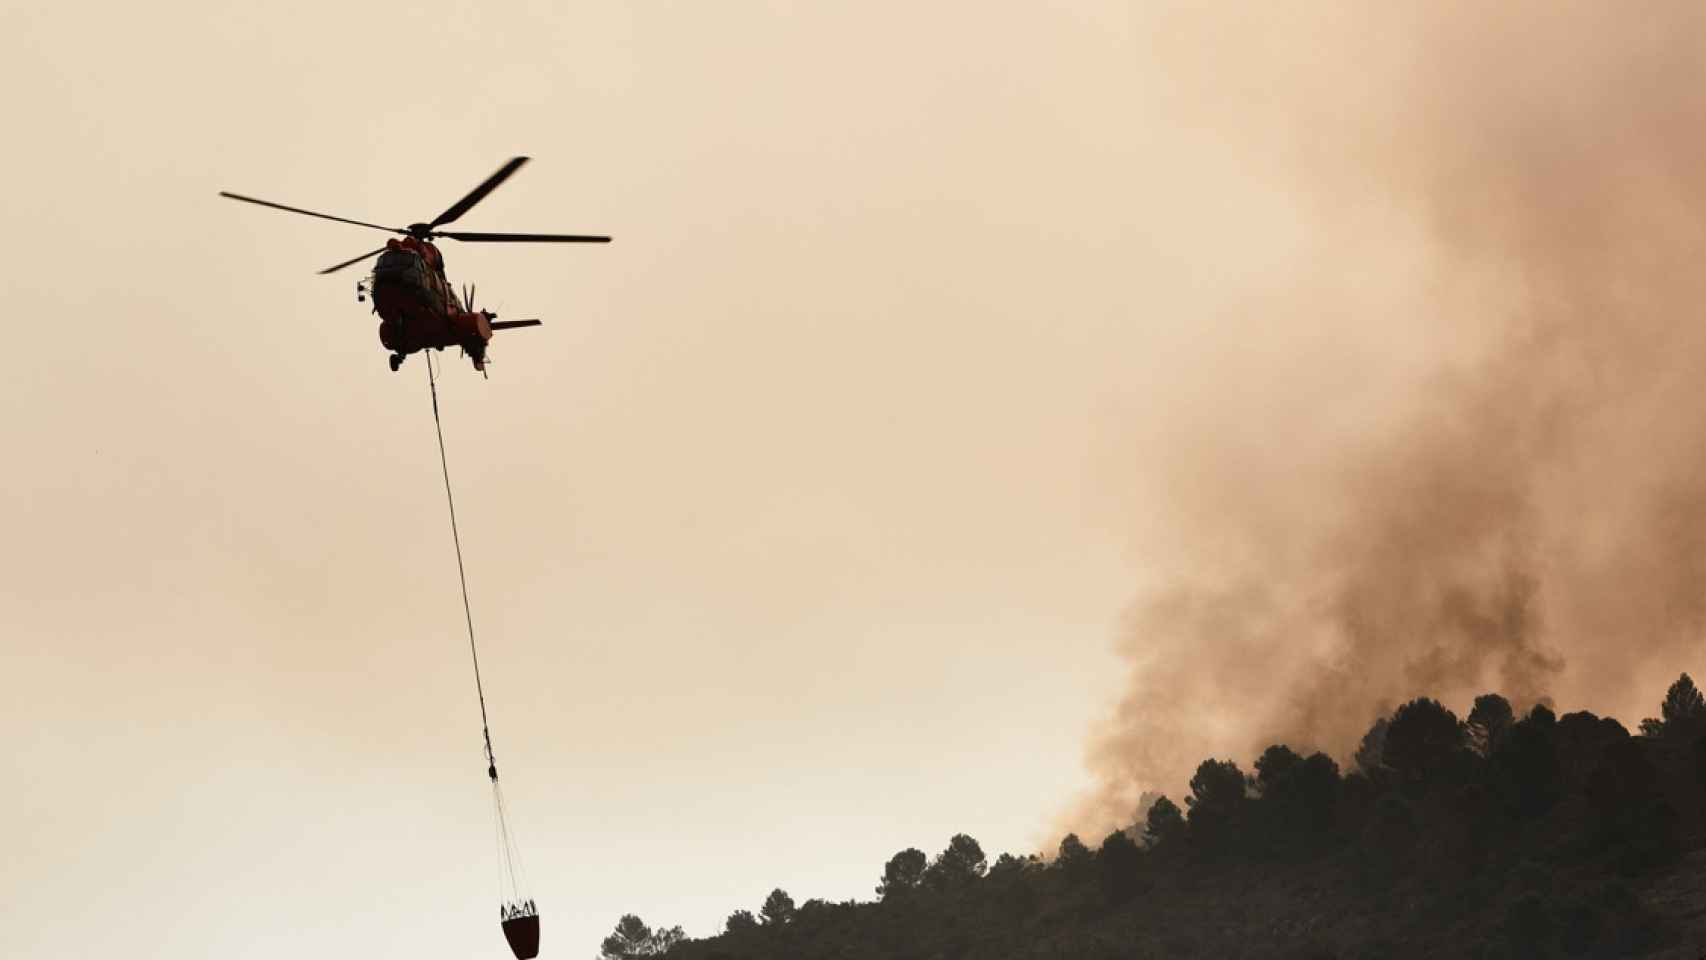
[652, 682, 1706, 959]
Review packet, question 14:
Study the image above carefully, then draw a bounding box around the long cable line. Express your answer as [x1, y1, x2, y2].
[425, 352, 530, 917]
[426, 352, 498, 783]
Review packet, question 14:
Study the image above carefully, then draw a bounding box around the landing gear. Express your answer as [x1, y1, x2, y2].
[389, 353, 405, 372]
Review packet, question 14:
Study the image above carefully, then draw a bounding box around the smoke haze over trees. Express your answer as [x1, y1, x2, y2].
[641, 5, 1706, 954]
[619, 6, 1706, 952]
[1062, 0, 1706, 840]
[591, 4, 1706, 956]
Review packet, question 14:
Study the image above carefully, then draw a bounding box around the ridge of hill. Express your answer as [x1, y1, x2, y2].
[612, 676, 1706, 959]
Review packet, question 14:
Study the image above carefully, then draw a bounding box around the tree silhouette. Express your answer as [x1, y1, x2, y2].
[876, 847, 928, 899]
[947, 833, 988, 878]
[1664, 673, 1704, 719]
[924, 833, 987, 890]
[1252, 744, 1302, 851]
[1382, 698, 1466, 785]
[1056, 833, 1091, 874]
[1099, 829, 1143, 903]
[988, 852, 1037, 879]
[1144, 795, 1185, 848]
[760, 888, 795, 926]
[1493, 704, 1562, 817]
[1294, 752, 1341, 826]
[1646, 673, 1706, 739]
[600, 914, 682, 958]
[1186, 759, 1247, 851]
[795, 899, 833, 924]
[1353, 716, 1391, 777]
[1466, 693, 1515, 756]
[653, 927, 685, 954]
[1253, 745, 1340, 853]
[723, 909, 757, 934]
[1254, 744, 1303, 791]
[1187, 759, 1246, 814]
[600, 915, 649, 960]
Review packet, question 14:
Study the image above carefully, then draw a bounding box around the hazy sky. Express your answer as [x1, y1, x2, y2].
[5, 4, 1154, 956]
[9, 2, 1705, 957]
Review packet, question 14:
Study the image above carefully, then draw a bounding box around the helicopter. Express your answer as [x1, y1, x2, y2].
[220, 157, 609, 374]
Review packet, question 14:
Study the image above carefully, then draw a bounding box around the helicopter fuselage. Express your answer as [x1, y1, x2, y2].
[368, 237, 494, 371]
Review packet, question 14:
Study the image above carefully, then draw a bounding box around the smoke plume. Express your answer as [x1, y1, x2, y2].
[1067, 1, 1706, 837]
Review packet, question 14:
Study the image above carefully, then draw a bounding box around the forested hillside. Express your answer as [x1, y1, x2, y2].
[599, 675, 1706, 959]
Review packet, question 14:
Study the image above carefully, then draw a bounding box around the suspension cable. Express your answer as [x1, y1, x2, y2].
[426, 351, 499, 783]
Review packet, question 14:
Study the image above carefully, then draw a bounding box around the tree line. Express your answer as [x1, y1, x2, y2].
[597, 673, 1706, 959]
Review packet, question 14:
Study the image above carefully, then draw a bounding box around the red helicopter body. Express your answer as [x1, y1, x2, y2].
[365, 236, 529, 373]
[221, 157, 608, 374]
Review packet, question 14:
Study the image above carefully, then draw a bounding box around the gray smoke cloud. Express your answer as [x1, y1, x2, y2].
[1064, 0, 1706, 838]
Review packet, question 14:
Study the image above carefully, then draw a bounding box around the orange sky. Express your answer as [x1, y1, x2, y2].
[8, 2, 1706, 957]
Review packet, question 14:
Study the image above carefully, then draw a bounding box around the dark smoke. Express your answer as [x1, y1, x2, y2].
[1066, 1, 1706, 837]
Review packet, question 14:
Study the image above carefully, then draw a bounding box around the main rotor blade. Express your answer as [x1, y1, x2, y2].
[318, 246, 387, 275]
[437, 231, 611, 243]
[428, 156, 529, 229]
[219, 192, 402, 234]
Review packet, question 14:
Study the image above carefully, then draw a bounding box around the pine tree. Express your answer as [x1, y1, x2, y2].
[760, 888, 796, 926]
